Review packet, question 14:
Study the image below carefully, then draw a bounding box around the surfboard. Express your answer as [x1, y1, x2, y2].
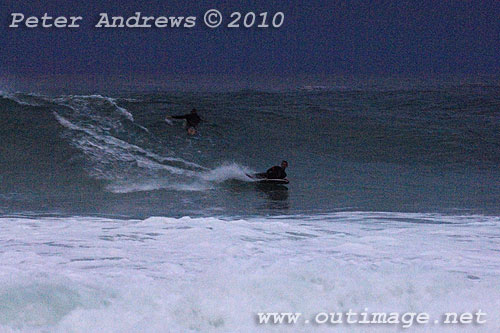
[246, 173, 289, 184]
[255, 178, 289, 184]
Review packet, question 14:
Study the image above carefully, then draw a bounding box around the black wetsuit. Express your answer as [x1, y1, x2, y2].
[256, 166, 287, 179]
[171, 113, 201, 127]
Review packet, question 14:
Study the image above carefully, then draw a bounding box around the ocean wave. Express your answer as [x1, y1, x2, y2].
[1, 87, 498, 215]
[55, 94, 134, 122]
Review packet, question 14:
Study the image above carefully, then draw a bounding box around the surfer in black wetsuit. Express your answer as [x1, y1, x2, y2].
[256, 161, 288, 179]
[167, 108, 201, 135]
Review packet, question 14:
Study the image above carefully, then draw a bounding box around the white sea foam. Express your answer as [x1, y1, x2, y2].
[108, 179, 213, 193]
[53, 112, 203, 183]
[0, 212, 499, 332]
[101, 162, 253, 193]
[201, 163, 254, 183]
[55, 94, 134, 122]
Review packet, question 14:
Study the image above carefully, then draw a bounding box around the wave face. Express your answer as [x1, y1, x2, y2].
[0, 80, 499, 217]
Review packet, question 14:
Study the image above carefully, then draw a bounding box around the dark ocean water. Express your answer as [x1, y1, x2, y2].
[0, 80, 499, 217]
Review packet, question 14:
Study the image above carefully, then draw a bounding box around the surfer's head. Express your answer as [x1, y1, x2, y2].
[281, 160, 288, 169]
[187, 127, 197, 135]
[191, 108, 197, 114]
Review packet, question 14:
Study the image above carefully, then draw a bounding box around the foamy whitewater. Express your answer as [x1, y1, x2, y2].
[0, 78, 499, 331]
[1, 213, 500, 332]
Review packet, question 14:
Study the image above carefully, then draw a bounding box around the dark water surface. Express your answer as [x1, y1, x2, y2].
[1, 79, 498, 218]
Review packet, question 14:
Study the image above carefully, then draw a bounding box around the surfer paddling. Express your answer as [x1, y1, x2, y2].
[166, 108, 201, 135]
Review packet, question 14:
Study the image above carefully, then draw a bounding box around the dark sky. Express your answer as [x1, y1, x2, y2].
[1, 0, 499, 79]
